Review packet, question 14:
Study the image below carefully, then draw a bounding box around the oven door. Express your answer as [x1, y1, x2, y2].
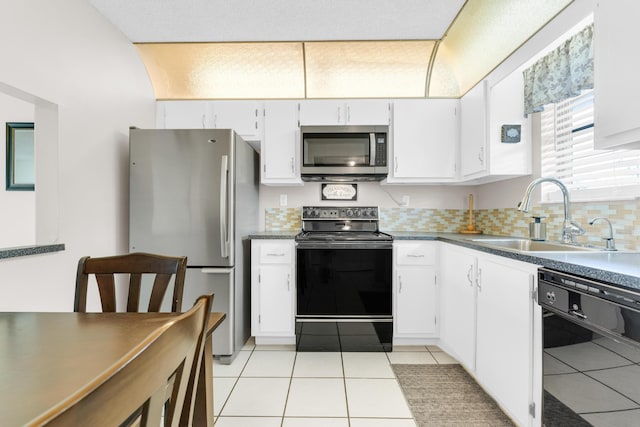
[296, 241, 392, 351]
[296, 242, 392, 318]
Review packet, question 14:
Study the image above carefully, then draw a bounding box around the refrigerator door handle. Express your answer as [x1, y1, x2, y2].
[201, 267, 233, 274]
[220, 155, 230, 258]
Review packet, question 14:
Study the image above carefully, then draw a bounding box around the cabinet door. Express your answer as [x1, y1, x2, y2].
[298, 99, 390, 126]
[345, 100, 390, 125]
[262, 101, 302, 185]
[595, 0, 640, 149]
[298, 100, 344, 126]
[156, 101, 207, 129]
[460, 81, 488, 178]
[439, 244, 476, 370]
[395, 265, 437, 337]
[476, 256, 534, 427]
[209, 101, 262, 140]
[251, 240, 295, 337]
[257, 264, 294, 335]
[391, 99, 458, 181]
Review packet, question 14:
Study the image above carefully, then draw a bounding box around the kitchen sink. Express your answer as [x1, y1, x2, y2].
[468, 238, 600, 253]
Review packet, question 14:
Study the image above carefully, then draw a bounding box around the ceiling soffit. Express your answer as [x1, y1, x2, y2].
[133, 0, 574, 99]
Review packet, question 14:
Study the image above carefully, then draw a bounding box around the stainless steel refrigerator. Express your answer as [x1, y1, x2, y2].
[129, 128, 259, 363]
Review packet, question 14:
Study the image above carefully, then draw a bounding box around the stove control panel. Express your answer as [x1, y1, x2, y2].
[302, 206, 379, 220]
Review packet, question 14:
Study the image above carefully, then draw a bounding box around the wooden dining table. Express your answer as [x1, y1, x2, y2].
[0, 311, 226, 426]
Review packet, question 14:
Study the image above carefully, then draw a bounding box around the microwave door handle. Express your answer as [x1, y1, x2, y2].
[369, 133, 376, 166]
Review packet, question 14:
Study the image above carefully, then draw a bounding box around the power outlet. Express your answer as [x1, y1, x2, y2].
[279, 194, 288, 207]
[401, 195, 410, 207]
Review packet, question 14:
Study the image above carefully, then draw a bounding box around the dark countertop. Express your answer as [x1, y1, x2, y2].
[0, 244, 65, 260]
[248, 231, 300, 239]
[248, 230, 640, 291]
[391, 232, 640, 291]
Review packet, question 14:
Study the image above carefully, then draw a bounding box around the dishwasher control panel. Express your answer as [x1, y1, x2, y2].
[539, 281, 569, 311]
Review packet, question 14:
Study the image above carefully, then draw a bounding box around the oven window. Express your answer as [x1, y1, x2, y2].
[296, 248, 392, 316]
[302, 133, 370, 167]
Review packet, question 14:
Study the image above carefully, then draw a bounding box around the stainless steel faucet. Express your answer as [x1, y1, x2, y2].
[517, 177, 585, 244]
[589, 217, 617, 251]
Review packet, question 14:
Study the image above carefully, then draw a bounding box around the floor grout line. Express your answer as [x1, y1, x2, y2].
[216, 346, 456, 426]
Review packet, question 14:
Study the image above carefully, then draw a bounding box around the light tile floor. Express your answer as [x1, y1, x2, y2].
[212, 339, 459, 427]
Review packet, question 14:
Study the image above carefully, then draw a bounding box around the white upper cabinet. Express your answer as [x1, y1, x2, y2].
[486, 72, 532, 178]
[387, 99, 459, 183]
[156, 101, 208, 129]
[460, 81, 488, 178]
[298, 99, 390, 126]
[594, 0, 640, 149]
[156, 100, 263, 143]
[459, 73, 532, 184]
[261, 101, 302, 185]
[207, 101, 263, 142]
[343, 100, 391, 125]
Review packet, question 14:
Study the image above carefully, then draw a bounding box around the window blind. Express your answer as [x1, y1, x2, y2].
[540, 90, 640, 202]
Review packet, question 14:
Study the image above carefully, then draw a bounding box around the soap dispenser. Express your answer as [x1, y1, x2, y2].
[529, 216, 547, 241]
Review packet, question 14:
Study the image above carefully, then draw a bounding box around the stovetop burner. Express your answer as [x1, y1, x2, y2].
[297, 206, 392, 242]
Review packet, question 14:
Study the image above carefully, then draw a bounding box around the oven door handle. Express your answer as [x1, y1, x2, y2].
[296, 241, 393, 250]
[569, 310, 587, 320]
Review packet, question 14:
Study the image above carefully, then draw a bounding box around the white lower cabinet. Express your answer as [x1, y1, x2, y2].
[393, 242, 438, 344]
[439, 244, 477, 370]
[440, 243, 539, 427]
[250, 239, 296, 344]
[475, 255, 537, 427]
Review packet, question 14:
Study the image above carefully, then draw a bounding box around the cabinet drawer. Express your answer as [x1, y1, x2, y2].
[395, 243, 436, 265]
[258, 243, 293, 264]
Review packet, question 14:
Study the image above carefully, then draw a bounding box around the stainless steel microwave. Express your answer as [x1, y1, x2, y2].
[300, 125, 389, 181]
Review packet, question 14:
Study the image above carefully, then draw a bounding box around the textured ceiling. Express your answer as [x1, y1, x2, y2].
[87, 0, 466, 42]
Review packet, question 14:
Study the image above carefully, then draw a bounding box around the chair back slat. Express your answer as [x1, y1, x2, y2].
[147, 273, 172, 312]
[127, 273, 143, 312]
[74, 253, 187, 314]
[94, 274, 117, 312]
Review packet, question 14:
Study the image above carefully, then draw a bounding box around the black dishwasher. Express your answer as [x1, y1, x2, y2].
[538, 268, 640, 426]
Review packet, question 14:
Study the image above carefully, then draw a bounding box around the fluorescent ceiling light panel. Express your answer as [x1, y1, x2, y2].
[305, 41, 435, 98]
[429, 0, 573, 96]
[136, 43, 305, 99]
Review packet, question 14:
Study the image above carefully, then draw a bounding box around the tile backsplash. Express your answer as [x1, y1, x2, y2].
[265, 200, 640, 250]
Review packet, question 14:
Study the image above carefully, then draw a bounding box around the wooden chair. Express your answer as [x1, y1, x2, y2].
[74, 252, 188, 313]
[37, 294, 213, 427]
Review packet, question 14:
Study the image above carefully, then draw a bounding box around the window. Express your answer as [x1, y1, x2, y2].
[5, 122, 35, 191]
[540, 90, 640, 202]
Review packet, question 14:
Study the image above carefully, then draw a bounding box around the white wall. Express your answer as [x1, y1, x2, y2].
[0, 0, 155, 311]
[0, 93, 35, 247]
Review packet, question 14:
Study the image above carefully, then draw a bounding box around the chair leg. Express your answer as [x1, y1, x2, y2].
[193, 336, 214, 426]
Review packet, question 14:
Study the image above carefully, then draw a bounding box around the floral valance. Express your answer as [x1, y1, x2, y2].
[523, 23, 594, 115]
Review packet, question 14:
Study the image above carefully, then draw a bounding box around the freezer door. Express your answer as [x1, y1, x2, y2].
[182, 268, 234, 357]
[130, 129, 235, 267]
[137, 267, 235, 357]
